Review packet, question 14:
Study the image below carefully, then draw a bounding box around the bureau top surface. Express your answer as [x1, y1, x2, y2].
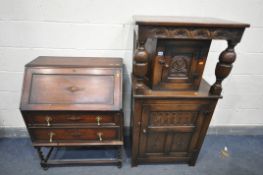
[26, 56, 123, 68]
[134, 16, 250, 28]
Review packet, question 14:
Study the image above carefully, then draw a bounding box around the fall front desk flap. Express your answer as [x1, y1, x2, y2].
[20, 56, 123, 111]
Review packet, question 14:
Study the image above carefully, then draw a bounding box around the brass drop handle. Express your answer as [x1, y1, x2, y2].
[49, 132, 55, 143]
[97, 132, 103, 141]
[96, 116, 102, 126]
[45, 116, 52, 127]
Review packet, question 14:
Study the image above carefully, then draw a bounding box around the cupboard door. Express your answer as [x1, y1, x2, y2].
[138, 103, 208, 158]
[151, 39, 211, 90]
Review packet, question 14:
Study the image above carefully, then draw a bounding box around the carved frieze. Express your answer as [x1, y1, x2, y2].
[150, 111, 197, 126]
[140, 26, 244, 41]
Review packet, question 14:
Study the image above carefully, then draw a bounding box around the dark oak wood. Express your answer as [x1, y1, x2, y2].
[131, 16, 249, 166]
[20, 57, 124, 169]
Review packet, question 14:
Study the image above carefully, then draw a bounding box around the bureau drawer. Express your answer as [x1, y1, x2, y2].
[24, 112, 120, 126]
[29, 128, 120, 143]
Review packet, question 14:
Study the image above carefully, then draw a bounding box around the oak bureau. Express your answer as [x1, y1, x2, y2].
[20, 57, 124, 169]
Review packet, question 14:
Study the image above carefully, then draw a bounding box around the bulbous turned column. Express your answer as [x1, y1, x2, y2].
[133, 41, 149, 94]
[209, 40, 237, 95]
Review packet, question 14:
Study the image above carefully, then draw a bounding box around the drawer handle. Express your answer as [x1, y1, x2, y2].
[96, 116, 102, 126]
[45, 116, 52, 127]
[67, 116, 81, 121]
[49, 132, 55, 143]
[97, 132, 103, 141]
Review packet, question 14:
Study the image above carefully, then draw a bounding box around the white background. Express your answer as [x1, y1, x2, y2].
[0, 0, 263, 128]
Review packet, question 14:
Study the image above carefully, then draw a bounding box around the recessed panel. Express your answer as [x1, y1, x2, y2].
[30, 74, 114, 104]
[170, 133, 192, 152]
[145, 133, 166, 153]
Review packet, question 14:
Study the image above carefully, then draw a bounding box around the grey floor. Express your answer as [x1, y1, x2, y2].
[0, 135, 262, 175]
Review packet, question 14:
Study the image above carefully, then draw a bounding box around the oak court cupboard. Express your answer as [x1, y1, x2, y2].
[130, 16, 249, 166]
